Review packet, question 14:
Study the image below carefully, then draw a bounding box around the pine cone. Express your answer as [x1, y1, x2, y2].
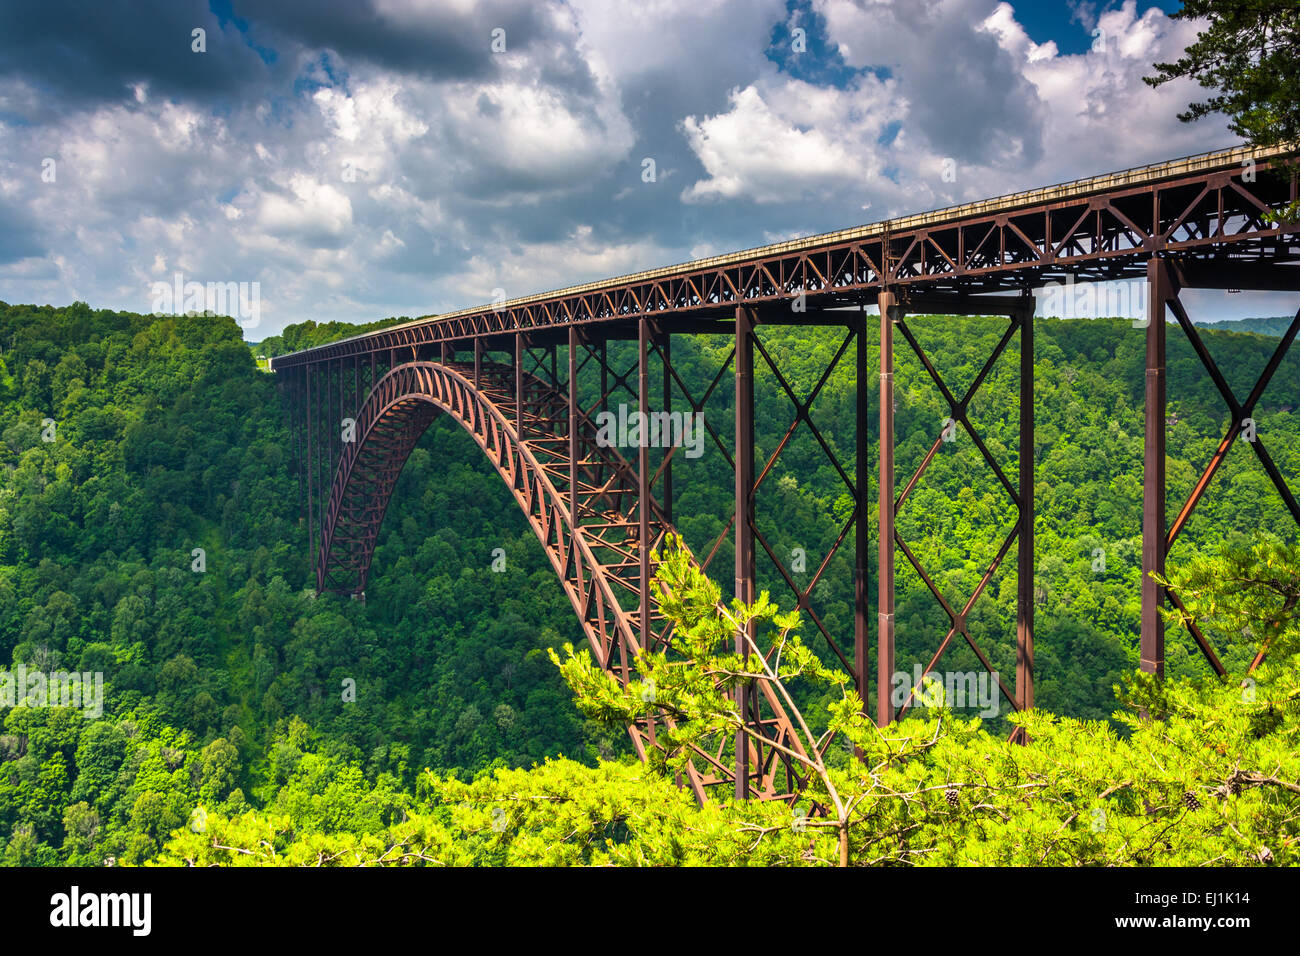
[1183, 790, 1201, 811]
[946, 788, 960, 809]
[1228, 778, 1241, 796]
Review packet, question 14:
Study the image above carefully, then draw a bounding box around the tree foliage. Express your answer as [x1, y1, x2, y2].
[156, 537, 1300, 866]
[1, 302, 1297, 865]
[1145, 0, 1300, 147]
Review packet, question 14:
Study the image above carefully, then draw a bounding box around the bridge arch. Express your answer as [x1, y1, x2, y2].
[318, 361, 643, 659]
[315, 359, 805, 801]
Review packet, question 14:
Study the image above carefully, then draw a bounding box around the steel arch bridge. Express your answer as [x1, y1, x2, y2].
[274, 143, 1300, 802]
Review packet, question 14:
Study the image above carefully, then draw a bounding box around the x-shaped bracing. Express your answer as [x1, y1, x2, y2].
[1158, 293, 1300, 674]
[748, 327, 862, 675]
[889, 313, 1023, 721]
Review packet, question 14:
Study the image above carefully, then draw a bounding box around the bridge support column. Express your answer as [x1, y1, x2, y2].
[568, 328, 580, 535]
[855, 306, 870, 715]
[1142, 258, 1170, 678]
[637, 319, 659, 749]
[600, 339, 608, 424]
[638, 318, 651, 653]
[515, 333, 525, 436]
[306, 363, 317, 589]
[1014, 300, 1035, 740]
[659, 328, 673, 525]
[290, 367, 304, 533]
[876, 291, 896, 728]
[334, 360, 342, 488]
[734, 305, 755, 798]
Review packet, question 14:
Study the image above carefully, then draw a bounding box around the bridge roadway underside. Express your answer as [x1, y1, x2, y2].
[274, 147, 1300, 801]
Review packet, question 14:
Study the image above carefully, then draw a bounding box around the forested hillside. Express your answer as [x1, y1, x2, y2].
[1198, 316, 1298, 337]
[0, 302, 600, 865]
[0, 300, 1296, 865]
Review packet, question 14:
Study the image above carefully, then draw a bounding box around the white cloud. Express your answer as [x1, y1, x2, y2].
[254, 174, 354, 243]
[680, 76, 907, 204]
[450, 222, 673, 306]
[675, 0, 1232, 217]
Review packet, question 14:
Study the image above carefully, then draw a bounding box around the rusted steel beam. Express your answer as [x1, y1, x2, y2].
[515, 332, 524, 437]
[734, 305, 755, 798]
[569, 327, 580, 543]
[292, 367, 304, 534]
[599, 339, 608, 429]
[877, 290, 896, 727]
[1171, 259, 1300, 291]
[336, 361, 344, 494]
[902, 293, 1030, 315]
[638, 317, 651, 664]
[659, 328, 672, 525]
[747, 305, 870, 326]
[855, 305, 870, 708]
[1015, 300, 1035, 734]
[306, 363, 316, 588]
[1142, 257, 1171, 678]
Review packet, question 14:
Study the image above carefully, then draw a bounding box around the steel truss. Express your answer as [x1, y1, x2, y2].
[731, 305, 872, 794]
[271, 146, 1298, 371]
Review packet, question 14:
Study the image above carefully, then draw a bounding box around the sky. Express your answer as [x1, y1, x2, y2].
[0, 0, 1290, 338]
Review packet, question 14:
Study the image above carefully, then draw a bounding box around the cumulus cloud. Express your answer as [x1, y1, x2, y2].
[675, 0, 1229, 215]
[680, 76, 907, 204]
[816, 0, 1046, 168]
[995, 1, 1221, 176]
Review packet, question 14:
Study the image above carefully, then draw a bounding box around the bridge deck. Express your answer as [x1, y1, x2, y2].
[272, 142, 1298, 368]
